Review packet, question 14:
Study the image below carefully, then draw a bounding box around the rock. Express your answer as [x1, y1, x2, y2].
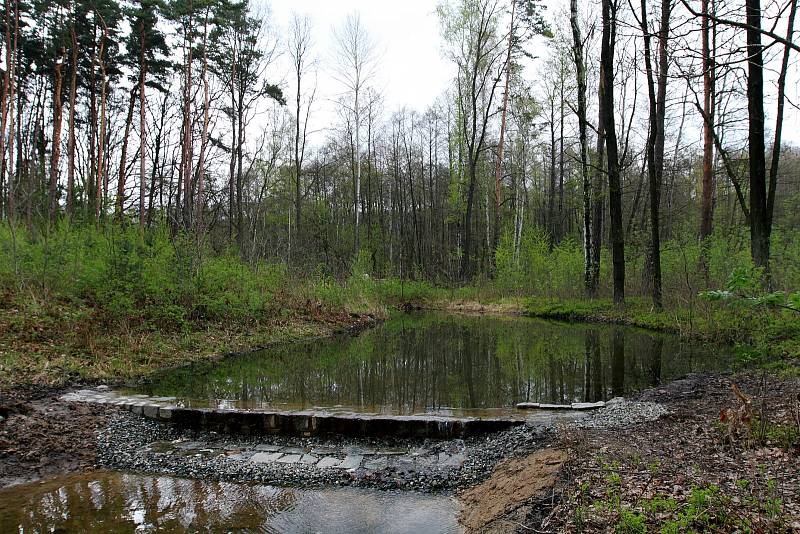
[251, 452, 283, 463]
[317, 457, 342, 469]
[277, 454, 302, 464]
[339, 455, 363, 470]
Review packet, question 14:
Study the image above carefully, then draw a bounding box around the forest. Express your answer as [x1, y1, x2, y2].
[0, 0, 797, 305]
[0, 0, 798, 531]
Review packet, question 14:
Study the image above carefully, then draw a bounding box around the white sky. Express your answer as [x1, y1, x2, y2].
[267, 0, 455, 139]
[263, 0, 800, 148]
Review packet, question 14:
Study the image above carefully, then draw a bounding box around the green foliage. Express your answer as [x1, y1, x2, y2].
[494, 227, 585, 297]
[700, 266, 800, 313]
[0, 223, 342, 330]
[616, 510, 647, 534]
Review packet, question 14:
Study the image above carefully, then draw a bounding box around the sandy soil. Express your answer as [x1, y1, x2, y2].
[459, 448, 568, 532]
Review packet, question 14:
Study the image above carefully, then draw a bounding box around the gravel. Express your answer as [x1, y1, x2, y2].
[95, 397, 668, 493]
[574, 399, 668, 429]
[96, 411, 554, 494]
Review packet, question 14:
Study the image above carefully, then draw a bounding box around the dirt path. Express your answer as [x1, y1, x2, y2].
[0, 386, 111, 488]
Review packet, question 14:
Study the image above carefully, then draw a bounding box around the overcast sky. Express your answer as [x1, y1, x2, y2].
[264, 0, 800, 147]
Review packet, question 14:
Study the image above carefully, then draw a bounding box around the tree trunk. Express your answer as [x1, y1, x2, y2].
[96, 16, 109, 224]
[67, 20, 77, 217]
[139, 20, 147, 229]
[601, 0, 625, 304]
[639, 0, 669, 309]
[0, 0, 12, 220]
[493, 0, 515, 268]
[195, 8, 210, 229]
[745, 0, 769, 271]
[766, 0, 796, 233]
[49, 50, 65, 225]
[699, 0, 715, 241]
[116, 87, 137, 221]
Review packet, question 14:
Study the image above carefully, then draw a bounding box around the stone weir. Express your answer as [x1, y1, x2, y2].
[61, 388, 527, 439]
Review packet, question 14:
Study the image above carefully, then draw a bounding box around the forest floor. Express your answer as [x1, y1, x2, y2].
[470, 370, 800, 533]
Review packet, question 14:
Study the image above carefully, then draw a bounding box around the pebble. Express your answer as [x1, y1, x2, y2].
[575, 400, 667, 429]
[96, 411, 553, 493]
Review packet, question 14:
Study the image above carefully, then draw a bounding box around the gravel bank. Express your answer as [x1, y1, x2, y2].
[574, 398, 668, 429]
[97, 411, 554, 493]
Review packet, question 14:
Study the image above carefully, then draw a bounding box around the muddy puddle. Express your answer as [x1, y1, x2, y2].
[0, 470, 462, 533]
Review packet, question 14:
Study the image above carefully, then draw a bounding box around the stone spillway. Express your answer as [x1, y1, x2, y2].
[61, 388, 527, 439]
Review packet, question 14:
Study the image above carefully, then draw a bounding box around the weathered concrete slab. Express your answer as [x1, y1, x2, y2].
[340, 455, 363, 470]
[571, 401, 606, 410]
[516, 401, 605, 411]
[317, 457, 342, 469]
[254, 444, 281, 452]
[251, 452, 283, 463]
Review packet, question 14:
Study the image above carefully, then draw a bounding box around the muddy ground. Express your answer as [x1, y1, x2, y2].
[0, 385, 111, 488]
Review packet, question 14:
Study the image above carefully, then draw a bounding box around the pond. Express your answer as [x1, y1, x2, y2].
[0, 471, 462, 533]
[131, 313, 730, 418]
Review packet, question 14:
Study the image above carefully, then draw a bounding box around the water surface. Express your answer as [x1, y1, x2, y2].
[133, 313, 728, 417]
[0, 471, 462, 533]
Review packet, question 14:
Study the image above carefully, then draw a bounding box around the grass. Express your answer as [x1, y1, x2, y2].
[522, 296, 800, 368]
[571, 455, 794, 533]
[0, 291, 370, 388]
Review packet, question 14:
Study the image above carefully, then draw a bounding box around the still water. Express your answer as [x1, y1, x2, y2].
[133, 313, 729, 417]
[0, 471, 462, 533]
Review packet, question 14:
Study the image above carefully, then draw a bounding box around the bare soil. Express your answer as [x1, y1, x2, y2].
[0, 386, 111, 488]
[459, 448, 568, 532]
